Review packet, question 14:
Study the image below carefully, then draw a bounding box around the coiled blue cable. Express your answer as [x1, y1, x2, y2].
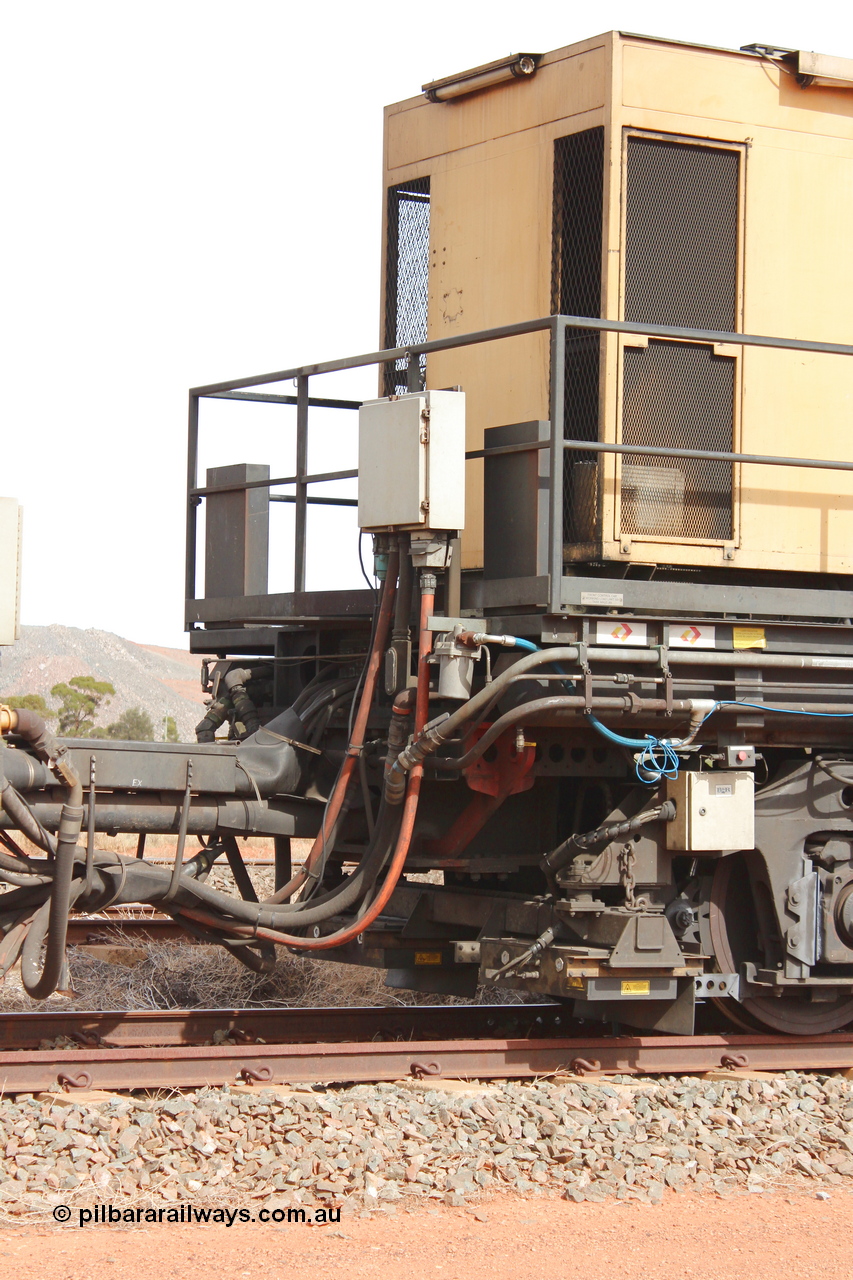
[589, 700, 853, 785]
[585, 714, 681, 783]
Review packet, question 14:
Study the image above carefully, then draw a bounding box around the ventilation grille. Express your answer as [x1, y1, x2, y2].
[624, 138, 739, 330]
[384, 178, 431, 395]
[621, 341, 735, 541]
[620, 138, 739, 541]
[552, 128, 604, 546]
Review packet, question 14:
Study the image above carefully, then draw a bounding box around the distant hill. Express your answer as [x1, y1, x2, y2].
[0, 625, 208, 742]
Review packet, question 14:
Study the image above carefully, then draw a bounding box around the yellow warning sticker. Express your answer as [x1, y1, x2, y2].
[415, 952, 442, 966]
[566, 976, 585, 990]
[621, 980, 651, 995]
[733, 626, 766, 650]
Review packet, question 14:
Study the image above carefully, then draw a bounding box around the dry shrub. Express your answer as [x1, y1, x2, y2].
[0, 932, 531, 1014]
[0, 833, 532, 1012]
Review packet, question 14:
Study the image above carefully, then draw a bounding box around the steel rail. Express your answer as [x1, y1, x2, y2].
[0, 1004, 567, 1050]
[1, 1029, 852, 1093]
[67, 914, 202, 944]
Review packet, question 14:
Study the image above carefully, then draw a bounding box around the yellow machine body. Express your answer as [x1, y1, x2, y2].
[381, 32, 853, 575]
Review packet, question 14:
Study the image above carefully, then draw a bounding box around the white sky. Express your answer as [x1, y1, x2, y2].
[3, 1, 851, 649]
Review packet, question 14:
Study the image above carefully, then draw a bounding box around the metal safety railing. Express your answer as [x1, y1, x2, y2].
[186, 315, 853, 626]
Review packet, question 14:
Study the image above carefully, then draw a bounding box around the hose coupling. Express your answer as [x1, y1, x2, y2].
[57, 804, 86, 848]
[384, 761, 408, 806]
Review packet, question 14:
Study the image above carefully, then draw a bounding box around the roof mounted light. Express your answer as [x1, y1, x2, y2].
[741, 42, 853, 89]
[423, 53, 542, 103]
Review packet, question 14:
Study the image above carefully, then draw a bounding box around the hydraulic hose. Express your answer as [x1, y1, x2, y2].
[264, 547, 400, 905]
[541, 800, 676, 882]
[428, 695, 703, 773]
[0, 791, 403, 948]
[179, 578, 436, 951]
[20, 801, 84, 999]
[1, 604, 598, 956]
[0, 778, 57, 856]
[384, 644, 585, 799]
[20, 878, 85, 998]
[8, 745, 84, 997]
[0, 706, 57, 758]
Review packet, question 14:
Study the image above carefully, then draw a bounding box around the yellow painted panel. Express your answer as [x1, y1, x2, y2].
[424, 138, 553, 567]
[608, 43, 853, 574]
[743, 142, 853, 342]
[737, 349, 853, 572]
[621, 42, 853, 140]
[387, 44, 607, 170]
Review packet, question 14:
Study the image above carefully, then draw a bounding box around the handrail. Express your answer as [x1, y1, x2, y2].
[190, 314, 853, 396]
[186, 314, 853, 622]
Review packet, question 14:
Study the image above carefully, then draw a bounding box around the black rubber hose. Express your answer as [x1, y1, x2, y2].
[291, 667, 339, 716]
[20, 877, 84, 999]
[0, 865, 52, 887]
[0, 779, 57, 855]
[299, 679, 359, 725]
[19, 795, 84, 998]
[177, 802, 403, 931]
[540, 800, 676, 879]
[0, 848, 50, 877]
[0, 786, 400, 946]
[7, 708, 57, 758]
[53, 800, 404, 933]
[0, 884, 53, 912]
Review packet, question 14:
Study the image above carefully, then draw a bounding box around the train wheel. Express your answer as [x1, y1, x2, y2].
[709, 853, 853, 1035]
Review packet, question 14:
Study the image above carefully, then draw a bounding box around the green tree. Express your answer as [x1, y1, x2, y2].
[51, 676, 115, 737]
[4, 694, 56, 720]
[106, 707, 155, 741]
[164, 715, 179, 743]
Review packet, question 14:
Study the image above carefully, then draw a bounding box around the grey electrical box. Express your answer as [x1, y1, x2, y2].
[666, 771, 754, 852]
[0, 498, 22, 646]
[358, 391, 465, 532]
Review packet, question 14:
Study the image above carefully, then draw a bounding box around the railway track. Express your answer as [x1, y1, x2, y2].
[67, 913, 197, 944]
[2, 1003, 853, 1094]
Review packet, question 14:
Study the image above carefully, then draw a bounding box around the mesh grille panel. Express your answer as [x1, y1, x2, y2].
[625, 138, 739, 330]
[384, 178, 430, 395]
[621, 341, 734, 541]
[552, 129, 604, 545]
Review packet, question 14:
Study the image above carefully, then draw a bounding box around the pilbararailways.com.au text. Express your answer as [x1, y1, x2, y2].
[58, 1204, 341, 1227]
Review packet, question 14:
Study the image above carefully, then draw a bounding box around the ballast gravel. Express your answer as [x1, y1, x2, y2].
[1, 1071, 852, 1218]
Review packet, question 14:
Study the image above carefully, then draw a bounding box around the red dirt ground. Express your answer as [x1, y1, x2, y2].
[3, 1190, 851, 1280]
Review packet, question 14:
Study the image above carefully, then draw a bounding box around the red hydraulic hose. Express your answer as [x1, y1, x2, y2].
[181, 579, 435, 950]
[264, 548, 400, 904]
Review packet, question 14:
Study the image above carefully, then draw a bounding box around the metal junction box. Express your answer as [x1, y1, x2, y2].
[358, 390, 465, 532]
[666, 771, 754, 852]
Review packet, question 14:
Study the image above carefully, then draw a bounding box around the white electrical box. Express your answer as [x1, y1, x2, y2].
[0, 498, 22, 646]
[666, 771, 754, 852]
[357, 390, 465, 532]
